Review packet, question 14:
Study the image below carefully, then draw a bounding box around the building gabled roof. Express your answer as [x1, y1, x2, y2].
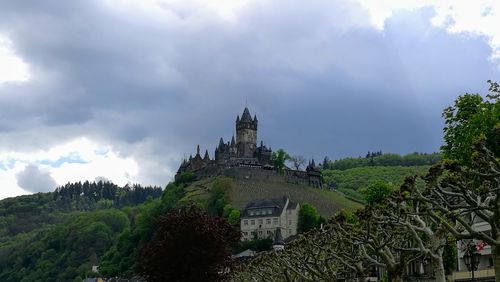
[240, 196, 297, 218]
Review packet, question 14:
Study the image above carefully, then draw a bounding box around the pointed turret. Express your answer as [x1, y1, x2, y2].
[236, 115, 240, 123]
[254, 114, 258, 122]
[189, 155, 192, 161]
[311, 158, 316, 167]
[260, 140, 264, 147]
[231, 136, 235, 147]
[196, 144, 200, 156]
[241, 107, 252, 122]
[273, 228, 285, 251]
[204, 150, 210, 161]
[219, 137, 224, 148]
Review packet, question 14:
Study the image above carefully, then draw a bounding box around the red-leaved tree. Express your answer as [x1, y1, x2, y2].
[138, 207, 240, 282]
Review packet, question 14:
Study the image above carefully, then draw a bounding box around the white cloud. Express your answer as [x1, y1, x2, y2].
[16, 165, 56, 193]
[0, 35, 30, 83]
[0, 137, 139, 199]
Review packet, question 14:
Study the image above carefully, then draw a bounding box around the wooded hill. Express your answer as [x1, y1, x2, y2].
[0, 152, 437, 281]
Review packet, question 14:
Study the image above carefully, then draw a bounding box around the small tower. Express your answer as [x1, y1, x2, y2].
[273, 227, 285, 251]
[236, 107, 258, 158]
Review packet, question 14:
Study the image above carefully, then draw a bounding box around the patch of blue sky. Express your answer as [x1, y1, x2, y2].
[38, 152, 88, 168]
[94, 148, 109, 156]
[0, 158, 16, 170]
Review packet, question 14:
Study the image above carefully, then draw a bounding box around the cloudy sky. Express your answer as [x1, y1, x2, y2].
[0, 0, 499, 199]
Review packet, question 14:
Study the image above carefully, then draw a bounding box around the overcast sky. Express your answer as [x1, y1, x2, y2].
[0, 0, 499, 199]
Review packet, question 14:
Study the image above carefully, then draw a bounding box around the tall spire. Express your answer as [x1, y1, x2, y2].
[231, 135, 235, 146]
[196, 144, 200, 156]
[219, 137, 224, 148]
[204, 150, 210, 161]
[240, 107, 252, 122]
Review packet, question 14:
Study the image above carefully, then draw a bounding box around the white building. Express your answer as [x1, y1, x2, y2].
[452, 216, 495, 282]
[240, 196, 299, 241]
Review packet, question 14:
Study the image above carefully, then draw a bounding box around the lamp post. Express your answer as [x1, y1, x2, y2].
[463, 247, 481, 281]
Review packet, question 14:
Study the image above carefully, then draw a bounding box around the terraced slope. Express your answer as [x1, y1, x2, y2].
[183, 177, 361, 218]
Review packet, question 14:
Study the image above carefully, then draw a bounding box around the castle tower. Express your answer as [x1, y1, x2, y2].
[236, 107, 258, 158]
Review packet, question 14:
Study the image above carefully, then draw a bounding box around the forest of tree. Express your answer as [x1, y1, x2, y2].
[322, 152, 442, 170]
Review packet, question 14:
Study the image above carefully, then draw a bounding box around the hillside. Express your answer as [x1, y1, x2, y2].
[322, 165, 430, 202]
[182, 177, 361, 218]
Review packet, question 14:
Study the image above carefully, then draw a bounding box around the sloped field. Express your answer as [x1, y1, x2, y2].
[228, 179, 361, 218]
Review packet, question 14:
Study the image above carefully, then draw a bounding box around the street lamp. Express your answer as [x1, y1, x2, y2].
[463, 248, 481, 281]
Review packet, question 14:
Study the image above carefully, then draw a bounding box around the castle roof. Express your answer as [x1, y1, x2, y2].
[240, 107, 253, 122]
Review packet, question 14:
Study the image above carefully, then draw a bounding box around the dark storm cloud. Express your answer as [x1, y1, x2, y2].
[0, 0, 499, 185]
[16, 165, 57, 193]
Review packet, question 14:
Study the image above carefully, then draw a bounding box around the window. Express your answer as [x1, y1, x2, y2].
[258, 219, 263, 225]
[249, 211, 254, 216]
[288, 220, 292, 226]
[273, 218, 278, 224]
[258, 231, 263, 235]
[250, 220, 255, 225]
[243, 220, 248, 225]
[267, 210, 272, 215]
[256, 210, 261, 215]
[266, 218, 271, 225]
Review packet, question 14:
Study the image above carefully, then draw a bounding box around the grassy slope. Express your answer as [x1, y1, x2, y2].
[322, 165, 430, 201]
[182, 177, 361, 218]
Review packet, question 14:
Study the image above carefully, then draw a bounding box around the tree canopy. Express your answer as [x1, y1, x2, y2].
[138, 207, 240, 282]
[441, 80, 499, 165]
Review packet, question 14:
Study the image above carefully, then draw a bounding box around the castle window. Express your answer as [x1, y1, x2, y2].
[249, 211, 254, 216]
[250, 220, 255, 225]
[273, 218, 278, 225]
[267, 210, 272, 215]
[288, 220, 292, 226]
[243, 220, 248, 225]
[266, 219, 271, 225]
[258, 219, 263, 225]
[258, 231, 263, 235]
[256, 210, 261, 215]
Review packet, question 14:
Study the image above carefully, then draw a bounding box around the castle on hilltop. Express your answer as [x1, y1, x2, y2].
[176, 107, 322, 188]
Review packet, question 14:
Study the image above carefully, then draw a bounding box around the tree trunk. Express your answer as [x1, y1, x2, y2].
[387, 273, 403, 282]
[493, 245, 500, 282]
[432, 254, 446, 282]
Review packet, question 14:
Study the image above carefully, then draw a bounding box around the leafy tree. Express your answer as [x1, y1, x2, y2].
[138, 207, 240, 282]
[233, 238, 273, 254]
[360, 180, 395, 205]
[441, 80, 499, 165]
[227, 209, 240, 226]
[175, 172, 196, 185]
[289, 155, 306, 170]
[298, 203, 321, 233]
[271, 149, 291, 174]
[207, 177, 234, 216]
